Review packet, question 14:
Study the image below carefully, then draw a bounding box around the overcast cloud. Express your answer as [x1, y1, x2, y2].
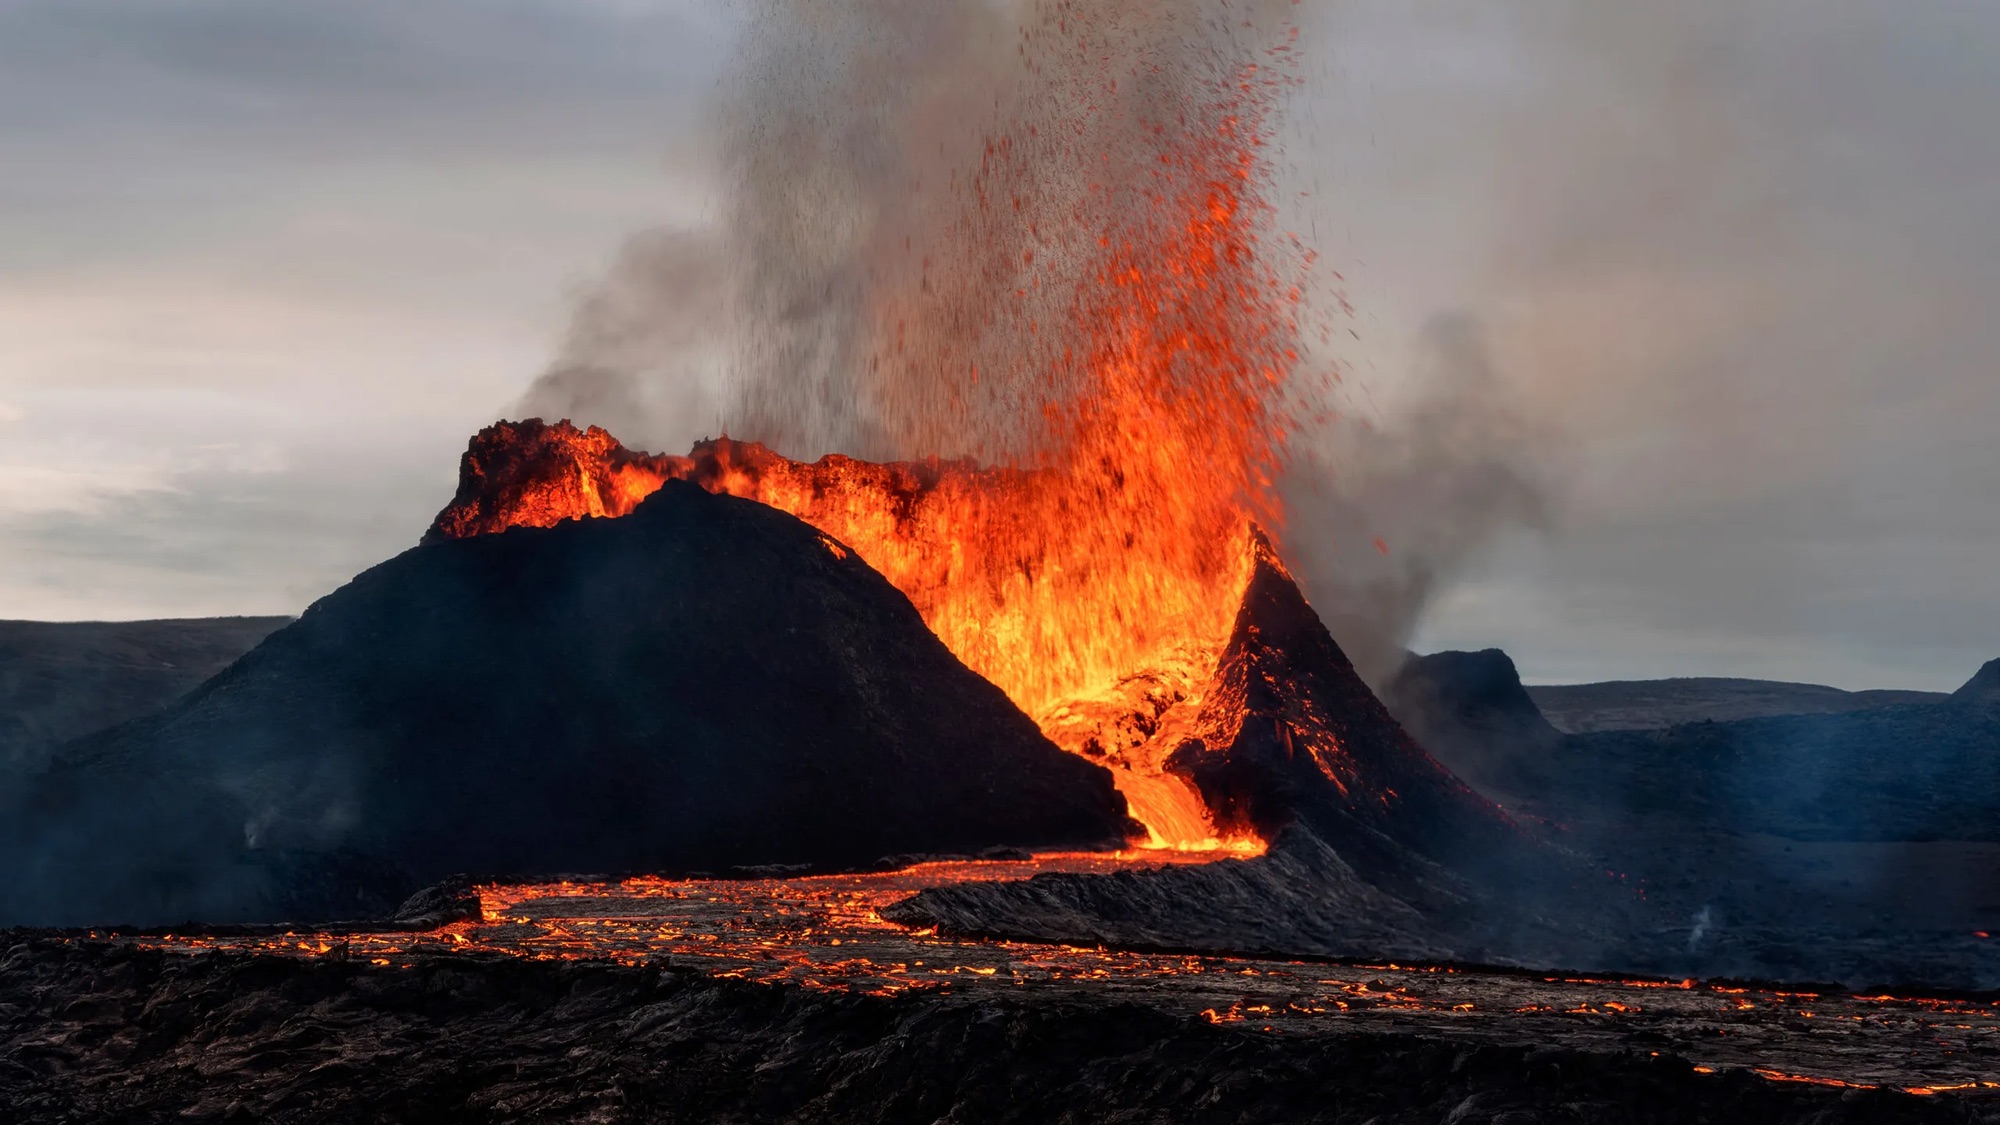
[0, 0, 733, 618]
[1, 0, 1994, 691]
[1292, 1, 2000, 689]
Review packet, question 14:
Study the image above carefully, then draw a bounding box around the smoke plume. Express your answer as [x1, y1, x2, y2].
[518, 0, 1557, 682]
[520, 0, 1312, 457]
[1284, 315, 1554, 687]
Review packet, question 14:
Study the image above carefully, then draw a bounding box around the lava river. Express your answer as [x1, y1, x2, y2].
[105, 855, 2000, 1097]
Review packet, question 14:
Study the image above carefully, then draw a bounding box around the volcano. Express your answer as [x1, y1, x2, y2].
[0, 481, 1130, 926]
[430, 422, 1536, 868]
[430, 418, 1264, 849]
[425, 420, 1535, 866]
[420, 422, 1567, 958]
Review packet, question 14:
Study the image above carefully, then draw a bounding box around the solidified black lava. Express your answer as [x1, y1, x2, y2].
[887, 826, 1454, 961]
[1, 938, 1982, 1125]
[896, 547, 1611, 968]
[1380, 649, 1563, 798]
[0, 482, 1130, 927]
[1166, 541, 1550, 910]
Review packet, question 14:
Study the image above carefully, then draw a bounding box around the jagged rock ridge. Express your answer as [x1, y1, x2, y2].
[1167, 538, 1527, 893]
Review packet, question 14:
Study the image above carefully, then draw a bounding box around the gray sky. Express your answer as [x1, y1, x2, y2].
[1, 0, 1994, 691]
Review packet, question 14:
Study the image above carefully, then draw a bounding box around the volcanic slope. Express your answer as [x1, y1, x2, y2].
[1379, 650, 1565, 803]
[0, 482, 1131, 927]
[893, 543, 1594, 964]
[0, 616, 290, 769]
[1169, 540, 1529, 898]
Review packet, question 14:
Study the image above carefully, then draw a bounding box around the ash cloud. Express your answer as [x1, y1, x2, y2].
[512, 0, 1564, 692]
[516, 229, 728, 455]
[516, 0, 1560, 688]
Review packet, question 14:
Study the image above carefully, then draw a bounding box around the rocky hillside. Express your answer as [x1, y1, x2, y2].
[0, 482, 1130, 927]
[0, 617, 288, 768]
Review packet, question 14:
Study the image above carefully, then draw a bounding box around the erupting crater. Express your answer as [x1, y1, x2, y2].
[427, 12, 1336, 855]
[428, 420, 1265, 853]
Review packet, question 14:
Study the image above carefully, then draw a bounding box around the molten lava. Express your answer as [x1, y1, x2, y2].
[429, 422, 1257, 851]
[118, 864, 2000, 1097]
[430, 19, 1319, 850]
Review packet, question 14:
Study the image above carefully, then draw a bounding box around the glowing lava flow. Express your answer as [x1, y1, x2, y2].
[114, 862, 2000, 1096]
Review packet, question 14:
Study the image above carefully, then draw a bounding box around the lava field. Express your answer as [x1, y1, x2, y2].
[46, 855, 2000, 1102]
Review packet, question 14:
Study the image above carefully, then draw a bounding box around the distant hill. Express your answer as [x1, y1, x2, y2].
[1527, 677, 1947, 733]
[1379, 649, 1562, 800]
[1956, 659, 2000, 702]
[1387, 653, 2000, 844]
[0, 617, 289, 767]
[1518, 700, 2000, 843]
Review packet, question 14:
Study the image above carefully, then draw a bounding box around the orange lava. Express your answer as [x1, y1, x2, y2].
[112, 859, 2000, 1096]
[430, 21, 1316, 853]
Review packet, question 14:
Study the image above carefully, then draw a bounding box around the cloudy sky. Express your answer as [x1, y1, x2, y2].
[2, 0, 1995, 691]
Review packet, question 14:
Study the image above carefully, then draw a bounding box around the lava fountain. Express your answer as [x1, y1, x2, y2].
[440, 5, 1326, 849]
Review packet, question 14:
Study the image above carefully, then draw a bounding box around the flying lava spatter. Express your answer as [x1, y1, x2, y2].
[434, 9, 1324, 850]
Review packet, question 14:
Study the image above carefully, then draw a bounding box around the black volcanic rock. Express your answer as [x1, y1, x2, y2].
[3, 939, 1975, 1125]
[1166, 539, 1526, 900]
[1955, 658, 2000, 702]
[0, 616, 288, 768]
[898, 541, 1600, 966]
[888, 826, 1449, 960]
[0, 481, 1130, 926]
[1381, 649, 1562, 800]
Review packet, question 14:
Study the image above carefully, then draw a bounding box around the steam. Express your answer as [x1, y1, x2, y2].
[518, 229, 728, 455]
[1285, 316, 1554, 687]
[1687, 905, 1713, 953]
